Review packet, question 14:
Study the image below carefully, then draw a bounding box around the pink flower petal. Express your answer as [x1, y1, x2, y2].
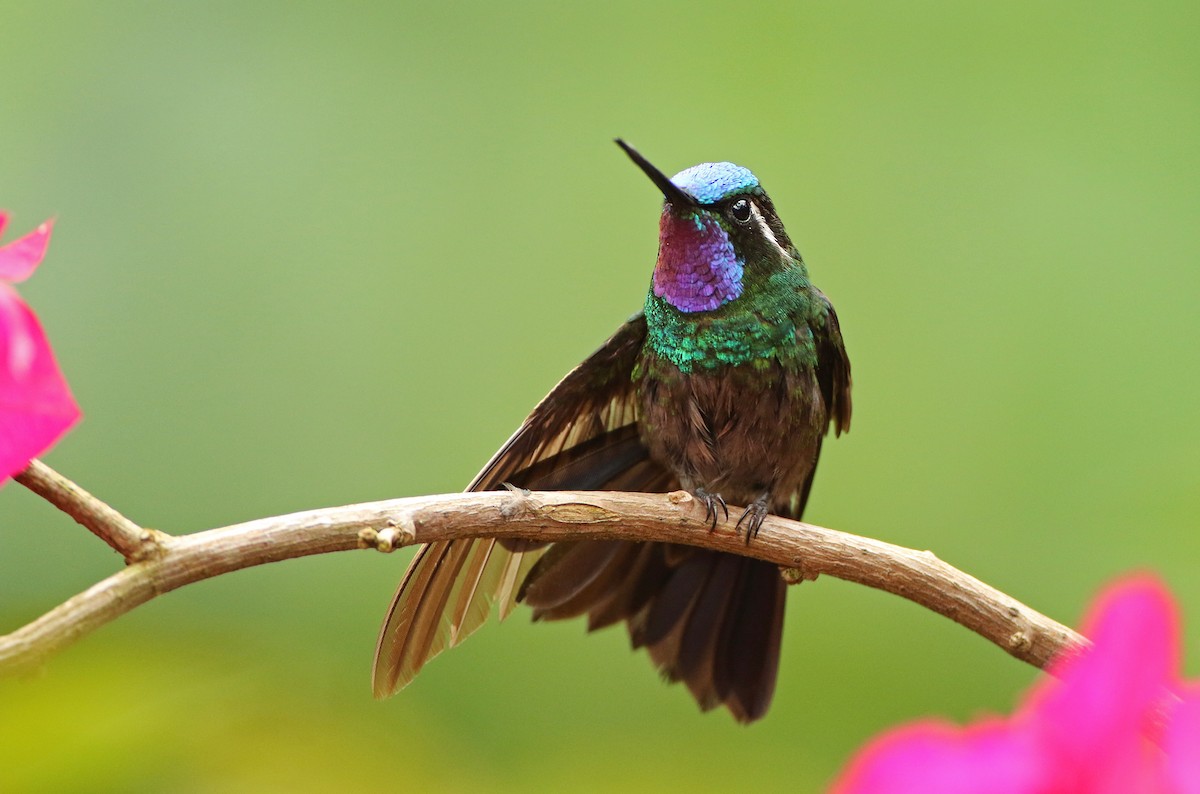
[831, 577, 1192, 793]
[0, 214, 54, 283]
[0, 284, 80, 478]
[831, 719, 1043, 794]
[1021, 577, 1177, 789]
[1165, 686, 1200, 794]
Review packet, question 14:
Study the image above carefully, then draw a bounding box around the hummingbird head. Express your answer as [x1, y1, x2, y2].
[616, 139, 800, 314]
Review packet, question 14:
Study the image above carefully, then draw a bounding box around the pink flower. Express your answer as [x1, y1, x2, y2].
[831, 576, 1200, 793]
[0, 212, 79, 479]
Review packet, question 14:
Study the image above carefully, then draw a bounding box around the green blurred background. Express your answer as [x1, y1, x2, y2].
[2, 1, 1198, 790]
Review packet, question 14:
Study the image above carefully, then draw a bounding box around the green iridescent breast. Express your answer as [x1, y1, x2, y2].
[640, 268, 824, 375]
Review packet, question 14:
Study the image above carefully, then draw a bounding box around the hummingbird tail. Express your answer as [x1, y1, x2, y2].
[521, 541, 786, 723]
[371, 537, 540, 698]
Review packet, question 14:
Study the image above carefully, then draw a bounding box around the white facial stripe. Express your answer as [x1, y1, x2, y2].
[749, 201, 789, 259]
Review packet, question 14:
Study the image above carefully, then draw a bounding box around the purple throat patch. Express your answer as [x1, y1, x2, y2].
[653, 211, 743, 313]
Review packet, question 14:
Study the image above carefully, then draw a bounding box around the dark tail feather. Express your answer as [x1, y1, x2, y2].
[521, 540, 639, 621]
[522, 545, 786, 724]
[635, 552, 714, 653]
[585, 542, 671, 631]
[674, 553, 743, 711]
[717, 558, 786, 723]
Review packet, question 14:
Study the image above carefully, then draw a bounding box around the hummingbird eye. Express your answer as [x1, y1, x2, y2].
[730, 198, 752, 225]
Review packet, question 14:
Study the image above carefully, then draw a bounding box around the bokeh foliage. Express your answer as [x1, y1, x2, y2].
[1, 1, 1198, 790]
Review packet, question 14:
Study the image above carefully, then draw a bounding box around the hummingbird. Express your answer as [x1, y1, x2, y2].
[373, 140, 851, 723]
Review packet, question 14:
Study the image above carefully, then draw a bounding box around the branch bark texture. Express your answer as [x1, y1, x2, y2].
[14, 459, 153, 560]
[0, 487, 1085, 675]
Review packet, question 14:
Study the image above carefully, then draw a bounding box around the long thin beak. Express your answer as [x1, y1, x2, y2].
[615, 139, 697, 207]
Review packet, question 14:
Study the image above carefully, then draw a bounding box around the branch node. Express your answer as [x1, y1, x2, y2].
[358, 527, 384, 551]
[368, 515, 417, 552]
[1006, 605, 1036, 653]
[1009, 631, 1033, 652]
[126, 528, 171, 563]
[367, 523, 413, 553]
[779, 565, 818, 585]
[667, 489, 693, 506]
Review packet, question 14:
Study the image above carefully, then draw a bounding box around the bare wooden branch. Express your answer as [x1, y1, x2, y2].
[14, 459, 159, 562]
[0, 487, 1086, 676]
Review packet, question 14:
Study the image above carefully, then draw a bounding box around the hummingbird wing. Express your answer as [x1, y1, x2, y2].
[780, 292, 852, 521]
[372, 312, 669, 697]
[814, 291, 852, 438]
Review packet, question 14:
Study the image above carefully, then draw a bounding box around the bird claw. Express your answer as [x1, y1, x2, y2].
[735, 497, 770, 545]
[695, 489, 728, 532]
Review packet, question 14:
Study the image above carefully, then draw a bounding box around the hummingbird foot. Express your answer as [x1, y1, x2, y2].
[694, 488, 729, 532]
[734, 494, 771, 544]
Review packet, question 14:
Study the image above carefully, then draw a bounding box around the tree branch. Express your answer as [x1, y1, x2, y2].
[14, 459, 158, 562]
[0, 484, 1086, 676]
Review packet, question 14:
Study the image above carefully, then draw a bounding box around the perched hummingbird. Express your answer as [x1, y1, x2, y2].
[373, 140, 851, 723]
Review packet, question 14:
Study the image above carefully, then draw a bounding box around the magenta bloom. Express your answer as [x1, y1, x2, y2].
[0, 212, 79, 479]
[832, 577, 1200, 793]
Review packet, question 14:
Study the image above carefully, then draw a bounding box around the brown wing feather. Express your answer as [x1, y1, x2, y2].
[373, 313, 662, 697]
[468, 314, 650, 490]
[815, 291, 852, 437]
[779, 293, 853, 521]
